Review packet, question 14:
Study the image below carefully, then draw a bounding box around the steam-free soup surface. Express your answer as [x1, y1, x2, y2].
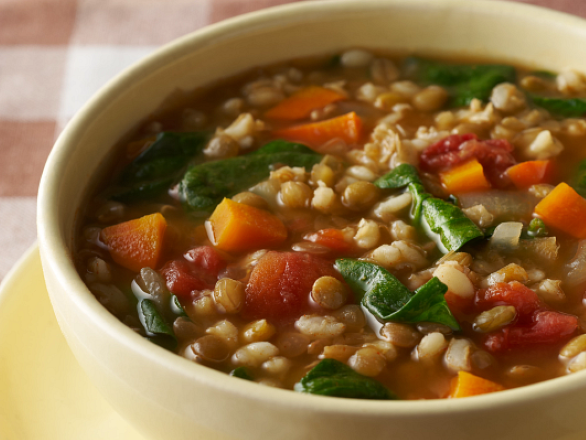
[76, 49, 586, 400]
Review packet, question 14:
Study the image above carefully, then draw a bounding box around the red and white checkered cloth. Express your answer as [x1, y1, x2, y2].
[0, 0, 583, 279]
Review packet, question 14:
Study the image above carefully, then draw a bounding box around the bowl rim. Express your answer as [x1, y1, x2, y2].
[37, 0, 586, 416]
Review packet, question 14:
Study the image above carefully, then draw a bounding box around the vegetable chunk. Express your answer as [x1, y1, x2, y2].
[243, 252, 340, 324]
[450, 371, 504, 398]
[273, 112, 363, 147]
[208, 198, 287, 252]
[535, 182, 586, 238]
[506, 160, 553, 189]
[265, 86, 346, 120]
[440, 158, 491, 194]
[101, 213, 167, 272]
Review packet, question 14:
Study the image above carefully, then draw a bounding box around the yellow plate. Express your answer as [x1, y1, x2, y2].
[0, 245, 143, 440]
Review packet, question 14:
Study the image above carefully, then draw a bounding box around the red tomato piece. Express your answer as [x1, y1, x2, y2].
[243, 251, 341, 325]
[161, 246, 226, 298]
[485, 311, 579, 353]
[475, 281, 543, 320]
[160, 260, 210, 298]
[419, 133, 516, 186]
[184, 245, 226, 276]
[304, 229, 353, 253]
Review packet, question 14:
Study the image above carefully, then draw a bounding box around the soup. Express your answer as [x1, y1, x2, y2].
[75, 49, 586, 400]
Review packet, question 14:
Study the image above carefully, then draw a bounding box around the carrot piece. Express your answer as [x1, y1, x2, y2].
[535, 182, 586, 238]
[272, 111, 363, 147]
[208, 198, 287, 252]
[304, 229, 353, 253]
[101, 213, 167, 272]
[265, 86, 346, 120]
[506, 160, 553, 189]
[439, 158, 492, 194]
[450, 371, 504, 398]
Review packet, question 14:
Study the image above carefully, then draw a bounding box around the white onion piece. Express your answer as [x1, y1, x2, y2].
[490, 222, 523, 249]
[459, 191, 537, 220]
[567, 240, 586, 287]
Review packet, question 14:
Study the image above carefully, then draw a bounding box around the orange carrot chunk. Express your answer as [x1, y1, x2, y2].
[439, 158, 492, 194]
[506, 160, 553, 189]
[535, 182, 586, 239]
[272, 111, 363, 147]
[265, 86, 346, 120]
[208, 198, 287, 252]
[101, 213, 167, 272]
[450, 371, 504, 398]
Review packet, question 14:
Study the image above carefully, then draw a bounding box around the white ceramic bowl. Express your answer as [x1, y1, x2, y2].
[37, 1, 586, 439]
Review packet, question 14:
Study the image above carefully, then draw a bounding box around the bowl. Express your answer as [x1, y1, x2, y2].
[37, 1, 586, 439]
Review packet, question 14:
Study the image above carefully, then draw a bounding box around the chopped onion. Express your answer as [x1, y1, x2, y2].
[459, 191, 537, 221]
[490, 222, 523, 249]
[567, 240, 586, 287]
[519, 237, 559, 261]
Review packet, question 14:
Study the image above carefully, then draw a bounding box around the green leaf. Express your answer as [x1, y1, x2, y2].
[373, 165, 483, 252]
[111, 131, 210, 202]
[335, 259, 460, 330]
[294, 359, 396, 400]
[422, 197, 484, 252]
[530, 95, 586, 118]
[374, 163, 422, 189]
[252, 139, 317, 156]
[179, 141, 321, 212]
[170, 294, 188, 317]
[230, 367, 254, 381]
[530, 70, 556, 80]
[573, 159, 586, 197]
[138, 299, 176, 344]
[407, 57, 516, 107]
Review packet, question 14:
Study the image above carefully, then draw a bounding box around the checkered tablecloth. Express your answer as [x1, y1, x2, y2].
[0, 0, 583, 279]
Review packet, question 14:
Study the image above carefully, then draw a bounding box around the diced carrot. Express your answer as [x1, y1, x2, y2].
[265, 86, 346, 120]
[535, 182, 586, 239]
[101, 213, 167, 272]
[506, 160, 554, 189]
[272, 112, 363, 148]
[450, 371, 504, 398]
[439, 158, 492, 194]
[208, 198, 287, 252]
[304, 229, 353, 253]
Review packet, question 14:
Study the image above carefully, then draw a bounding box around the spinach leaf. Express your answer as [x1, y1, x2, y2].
[230, 367, 254, 381]
[294, 359, 396, 400]
[138, 299, 176, 347]
[252, 139, 317, 156]
[374, 163, 422, 189]
[335, 259, 460, 330]
[530, 70, 556, 80]
[573, 159, 586, 197]
[531, 95, 586, 118]
[374, 164, 483, 251]
[179, 140, 321, 212]
[170, 294, 188, 317]
[111, 131, 209, 202]
[421, 197, 484, 252]
[407, 57, 516, 107]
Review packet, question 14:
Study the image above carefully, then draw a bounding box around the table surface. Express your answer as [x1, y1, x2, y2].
[0, 0, 583, 279]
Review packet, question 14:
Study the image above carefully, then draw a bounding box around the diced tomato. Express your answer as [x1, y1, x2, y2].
[419, 133, 516, 186]
[485, 311, 579, 353]
[445, 291, 475, 317]
[476, 281, 579, 353]
[304, 229, 353, 253]
[184, 245, 226, 276]
[475, 281, 542, 320]
[161, 260, 209, 297]
[243, 251, 341, 324]
[160, 246, 226, 298]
